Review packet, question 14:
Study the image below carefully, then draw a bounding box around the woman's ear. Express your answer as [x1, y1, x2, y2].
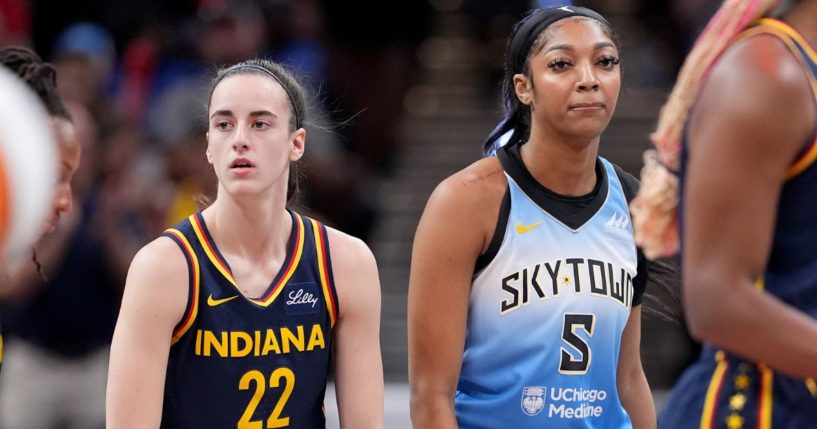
[290, 128, 305, 161]
[205, 133, 213, 164]
[513, 73, 533, 106]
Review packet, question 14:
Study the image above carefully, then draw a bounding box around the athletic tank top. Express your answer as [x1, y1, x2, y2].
[679, 18, 817, 319]
[455, 147, 639, 428]
[749, 19, 817, 319]
[160, 210, 339, 428]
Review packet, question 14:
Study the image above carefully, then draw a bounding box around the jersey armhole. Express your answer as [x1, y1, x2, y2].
[162, 229, 200, 344]
[741, 20, 817, 179]
[611, 163, 639, 203]
[475, 188, 511, 273]
[309, 218, 340, 328]
[632, 251, 648, 306]
[611, 163, 649, 306]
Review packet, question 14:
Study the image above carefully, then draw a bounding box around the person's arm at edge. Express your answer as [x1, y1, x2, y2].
[408, 172, 492, 429]
[683, 34, 817, 379]
[106, 236, 188, 428]
[617, 306, 656, 429]
[328, 228, 384, 429]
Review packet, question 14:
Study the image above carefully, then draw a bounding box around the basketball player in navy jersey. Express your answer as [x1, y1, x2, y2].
[631, 0, 817, 426]
[0, 47, 82, 256]
[106, 58, 384, 428]
[408, 7, 654, 429]
[0, 47, 81, 376]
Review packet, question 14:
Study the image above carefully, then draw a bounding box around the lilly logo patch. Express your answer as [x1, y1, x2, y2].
[284, 282, 321, 316]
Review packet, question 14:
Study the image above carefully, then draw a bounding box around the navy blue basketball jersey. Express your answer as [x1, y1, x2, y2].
[160, 210, 339, 428]
[455, 145, 645, 428]
[662, 18, 817, 429]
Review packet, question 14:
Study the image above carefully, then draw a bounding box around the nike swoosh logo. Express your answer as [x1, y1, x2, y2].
[515, 221, 544, 234]
[207, 294, 239, 307]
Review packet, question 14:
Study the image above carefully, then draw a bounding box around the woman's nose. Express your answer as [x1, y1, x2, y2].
[577, 64, 600, 92]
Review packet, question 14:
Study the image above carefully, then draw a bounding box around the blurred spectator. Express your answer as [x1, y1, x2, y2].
[146, 80, 215, 226]
[635, 0, 720, 73]
[320, 0, 433, 177]
[51, 22, 119, 136]
[459, 0, 529, 102]
[0, 0, 31, 46]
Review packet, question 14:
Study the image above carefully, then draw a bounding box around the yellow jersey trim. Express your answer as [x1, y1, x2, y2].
[165, 228, 200, 344]
[700, 351, 729, 429]
[739, 19, 817, 179]
[311, 218, 337, 327]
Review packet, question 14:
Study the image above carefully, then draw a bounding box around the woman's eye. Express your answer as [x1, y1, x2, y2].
[548, 59, 571, 70]
[253, 121, 269, 129]
[215, 121, 230, 130]
[598, 56, 621, 68]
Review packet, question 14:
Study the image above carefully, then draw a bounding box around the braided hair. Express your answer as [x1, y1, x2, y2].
[0, 46, 72, 281]
[630, 0, 784, 259]
[0, 46, 72, 121]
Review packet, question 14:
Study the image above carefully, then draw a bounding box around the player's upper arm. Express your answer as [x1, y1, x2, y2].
[682, 33, 816, 337]
[408, 161, 505, 412]
[685, 33, 815, 287]
[326, 227, 384, 429]
[107, 236, 190, 429]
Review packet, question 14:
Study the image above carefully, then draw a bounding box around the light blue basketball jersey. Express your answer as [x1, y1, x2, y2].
[455, 155, 637, 429]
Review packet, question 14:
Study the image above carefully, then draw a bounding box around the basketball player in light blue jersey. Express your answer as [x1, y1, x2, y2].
[409, 7, 654, 429]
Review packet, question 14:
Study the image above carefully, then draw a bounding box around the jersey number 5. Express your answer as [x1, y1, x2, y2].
[559, 313, 595, 375]
[238, 368, 295, 428]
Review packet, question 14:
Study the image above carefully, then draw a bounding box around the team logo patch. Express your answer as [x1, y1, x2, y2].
[284, 282, 322, 315]
[521, 386, 547, 416]
[515, 220, 543, 234]
[603, 211, 630, 232]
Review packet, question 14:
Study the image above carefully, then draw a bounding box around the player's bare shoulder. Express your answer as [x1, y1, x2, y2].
[428, 156, 506, 217]
[423, 156, 507, 239]
[323, 226, 377, 272]
[323, 226, 380, 317]
[126, 235, 190, 296]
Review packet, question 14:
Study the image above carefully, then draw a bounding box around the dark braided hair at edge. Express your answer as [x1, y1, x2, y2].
[0, 46, 73, 281]
[0, 47, 71, 121]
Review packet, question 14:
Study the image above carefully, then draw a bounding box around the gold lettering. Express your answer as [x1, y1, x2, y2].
[231, 331, 253, 357]
[261, 329, 281, 355]
[195, 330, 202, 355]
[195, 326, 325, 357]
[281, 326, 305, 353]
[203, 331, 228, 357]
[307, 324, 325, 350]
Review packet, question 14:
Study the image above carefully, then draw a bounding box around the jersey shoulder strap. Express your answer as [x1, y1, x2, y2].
[611, 163, 640, 203]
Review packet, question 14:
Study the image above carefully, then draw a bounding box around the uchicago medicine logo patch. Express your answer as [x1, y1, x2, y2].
[521, 386, 546, 416]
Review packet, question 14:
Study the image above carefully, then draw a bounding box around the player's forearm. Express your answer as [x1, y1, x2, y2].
[618, 371, 656, 429]
[409, 392, 459, 429]
[686, 275, 817, 379]
[336, 373, 384, 429]
[106, 388, 163, 429]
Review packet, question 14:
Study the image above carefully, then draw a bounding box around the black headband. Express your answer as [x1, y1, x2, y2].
[510, 6, 612, 74]
[212, 63, 301, 128]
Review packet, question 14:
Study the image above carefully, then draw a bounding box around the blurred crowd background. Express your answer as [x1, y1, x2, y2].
[0, 0, 722, 427]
